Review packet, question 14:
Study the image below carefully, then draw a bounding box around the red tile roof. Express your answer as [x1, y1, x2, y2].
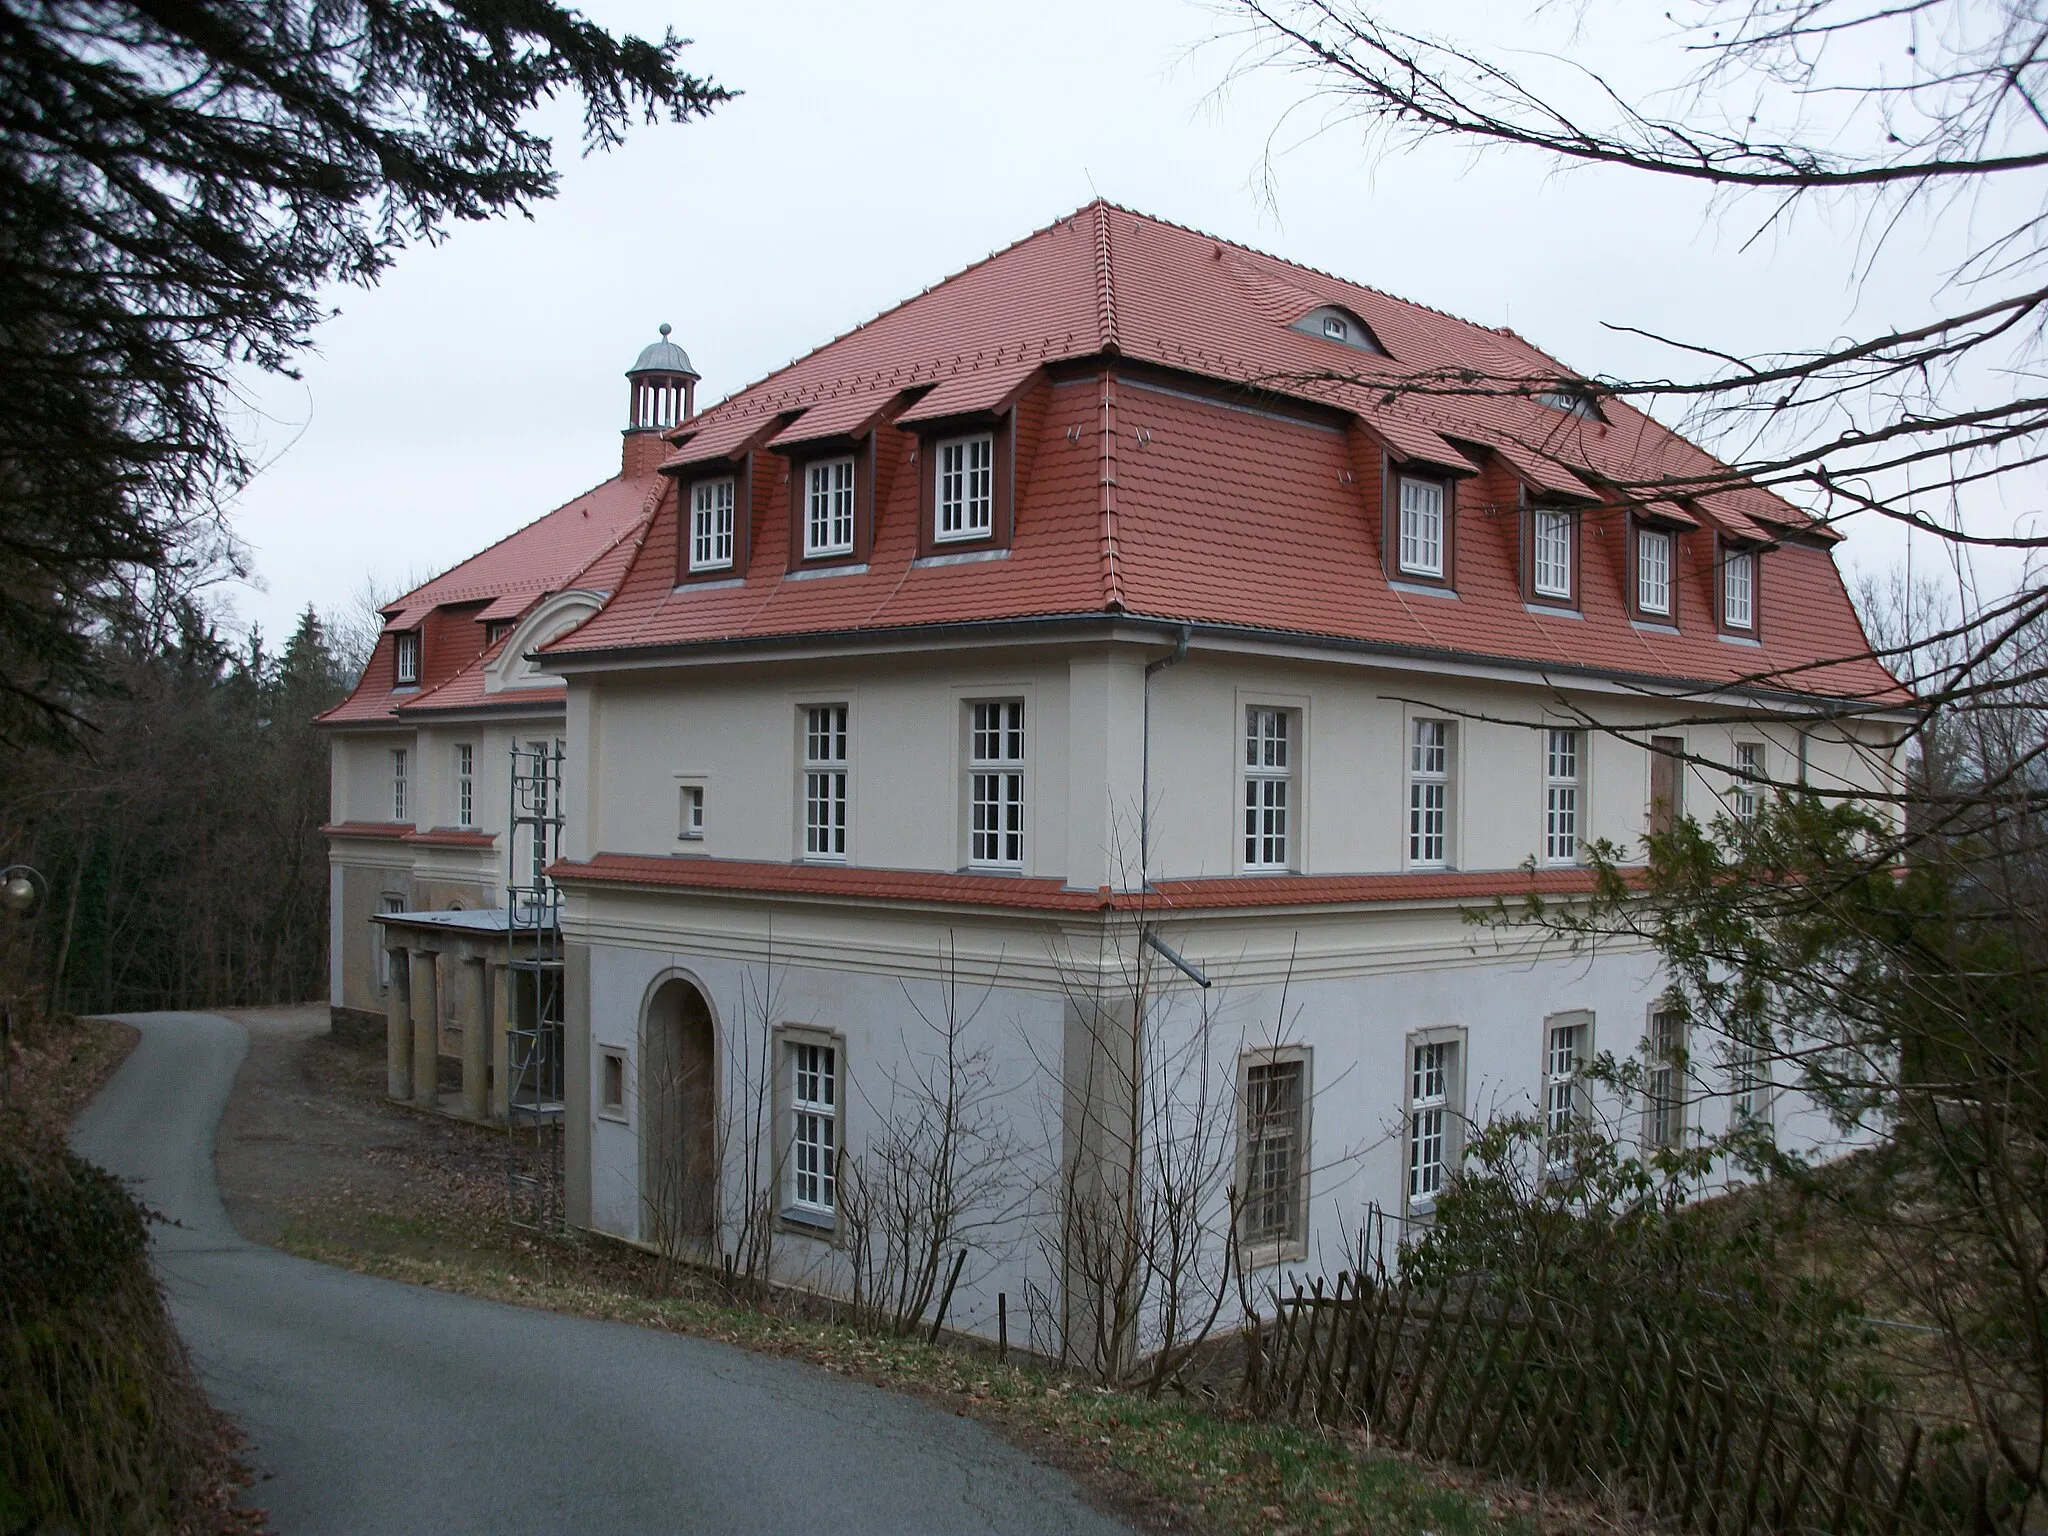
[321, 473, 660, 726]
[551, 853, 1603, 913]
[546, 203, 1901, 706]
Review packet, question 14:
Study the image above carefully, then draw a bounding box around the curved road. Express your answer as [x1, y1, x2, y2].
[71, 1012, 1130, 1536]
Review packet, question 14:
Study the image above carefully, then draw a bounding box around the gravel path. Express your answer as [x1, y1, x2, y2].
[70, 1010, 1132, 1536]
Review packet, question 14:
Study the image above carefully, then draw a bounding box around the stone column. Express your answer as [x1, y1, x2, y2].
[385, 940, 413, 1102]
[489, 963, 513, 1120]
[410, 947, 440, 1110]
[462, 956, 490, 1120]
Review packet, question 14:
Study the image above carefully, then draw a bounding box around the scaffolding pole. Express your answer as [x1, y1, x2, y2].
[506, 739, 565, 1231]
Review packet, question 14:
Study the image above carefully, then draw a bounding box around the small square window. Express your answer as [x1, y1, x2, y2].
[393, 630, 420, 685]
[1322, 314, 1348, 341]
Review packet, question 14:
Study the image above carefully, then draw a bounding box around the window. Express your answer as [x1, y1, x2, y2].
[1322, 314, 1349, 341]
[788, 1040, 837, 1220]
[486, 620, 514, 647]
[678, 784, 705, 841]
[391, 748, 408, 822]
[1243, 707, 1292, 870]
[393, 630, 420, 685]
[1544, 1017, 1588, 1167]
[1540, 387, 1602, 421]
[1645, 1010, 1686, 1150]
[1240, 1056, 1306, 1250]
[455, 744, 474, 828]
[969, 700, 1025, 868]
[1408, 719, 1450, 866]
[935, 433, 994, 542]
[803, 705, 848, 860]
[1732, 741, 1764, 823]
[600, 1050, 626, 1119]
[1637, 526, 1673, 617]
[1648, 735, 1685, 837]
[1731, 1032, 1770, 1126]
[523, 739, 560, 888]
[1533, 508, 1573, 599]
[1397, 477, 1445, 578]
[690, 477, 736, 572]
[1408, 1038, 1458, 1208]
[1723, 548, 1755, 629]
[375, 893, 405, 988]
[804, 456, 856, 558]
[1544, 729, 1580, 864]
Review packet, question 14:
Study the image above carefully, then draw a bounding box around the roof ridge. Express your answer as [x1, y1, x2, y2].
[1092, 199, 1120, 353]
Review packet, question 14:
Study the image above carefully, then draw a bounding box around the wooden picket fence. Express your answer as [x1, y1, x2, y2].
[1241, 1271, 2033, 1535]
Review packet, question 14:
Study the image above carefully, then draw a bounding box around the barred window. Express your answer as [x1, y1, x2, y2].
[1243, 707, 1292, 869]
[1409, 720, 1450, 866]
[936, 433, 994, 541]
[691, 477, 736, 572]
[1241, 1057, 1305, 1247]
[803, 705, 848, 860]
[969, 700, 1025, 867]
[1398, 477, 1445, 578]
[1533, 508, 1573, 599]
[805, 456, 856, 557]
[789, 1041, 837, 1217]
[1408, 1039, 1456, 1206]
[1544, 728, 1580, 864]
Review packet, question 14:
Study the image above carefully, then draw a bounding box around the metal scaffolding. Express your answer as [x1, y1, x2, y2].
[506, 739, 565, 1230]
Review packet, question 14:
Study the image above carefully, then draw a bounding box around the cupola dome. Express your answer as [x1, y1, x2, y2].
[630, 322, 698, 380]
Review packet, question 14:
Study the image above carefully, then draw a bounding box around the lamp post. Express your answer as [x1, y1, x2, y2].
[0, 864, 47, 1106]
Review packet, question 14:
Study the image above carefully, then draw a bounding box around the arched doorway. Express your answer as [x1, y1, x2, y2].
[641, 977, 717, 1253]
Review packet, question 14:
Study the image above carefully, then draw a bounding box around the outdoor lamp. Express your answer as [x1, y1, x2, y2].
[1, 866, 45, 917]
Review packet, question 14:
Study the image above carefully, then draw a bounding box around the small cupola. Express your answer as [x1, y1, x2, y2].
[623, 323, 699, 474]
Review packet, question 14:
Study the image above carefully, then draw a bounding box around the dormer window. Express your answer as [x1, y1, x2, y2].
[1723, 546, 1756, 630]
[1294, 305, 1384, 354]
[691, 476, 736, 572]
[1397, 476, 1446, 579]
[1637, 526, 1673, 617]
[1533, 507, 1574, 599]
[935, 433, 994, 542]
[485, 620, 514, 647]
[393, 630, 420, 686]
[1540, 386, 1605, 422]
[1322, 314, 1349, 342]
[804, 457, 856, 558]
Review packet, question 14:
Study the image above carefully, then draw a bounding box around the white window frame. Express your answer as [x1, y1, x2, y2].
[678, 783, 705, 841]
[780, 1030, 840, 1227]
[1731, 1029, 1772, 1128]
[802, 705, 849, 861]
[1406, 1030, 1463, 1216]
[1242, 706, 1293, 871]
[455, 743, 474, 828]
[1543, 1012, 1592, 1171]
[1322, 313, 1349, 341]
[1544, 728, 1580, 865]
[1732, 741, 1764, 823]
[375, 892, 405, 988]
[1645, 1009, 1687, 1151]
[968, 699, 1026, 869]
[1408, 719, 1451, 867]
[1723, 548, 1755, 629]
[935, 432, 995, 542]
[393, 630, 420, 686]
[1238, 1048, 1310, 1262]
[690, 476, 736, 573]
[804, 456, 856, 558]
[1397, 476, 1445, 578]
[1533, 507, 1574, 599]
[391, 747, 408, 822]
[1637, 526, 1673, 617]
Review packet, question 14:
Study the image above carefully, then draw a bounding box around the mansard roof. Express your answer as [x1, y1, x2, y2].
[319, 471, 659, 725]
[544, 202, 1900, 706]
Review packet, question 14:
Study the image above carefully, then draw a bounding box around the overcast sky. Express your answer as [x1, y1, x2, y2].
[222, 0, 2017, 643]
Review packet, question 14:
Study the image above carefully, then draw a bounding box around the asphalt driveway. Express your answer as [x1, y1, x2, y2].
[70, 1011, 1132, 1536]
